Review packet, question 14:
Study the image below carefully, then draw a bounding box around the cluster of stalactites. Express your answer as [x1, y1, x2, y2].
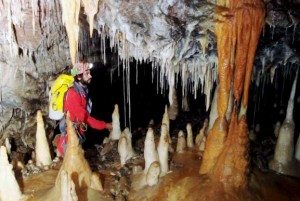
[1, 0, 65, 64]
[60, 0, 100, 65]
[64, 1, 219, 111]
[100, 22, 219, 111]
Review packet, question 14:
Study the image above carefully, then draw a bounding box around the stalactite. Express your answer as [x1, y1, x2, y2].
[204, 66, 213, 111]
[31, 0, 37, 34]
[215, 7, 234, 117]
[200, 30, 209, 55]
[242, 4, 265, 108]
[168, 86, 178, 120]
[168, 68, 175, 106]
[59, 0, 80, 65]
[81, 0, 100, 37]
[233, 6, 251, 104]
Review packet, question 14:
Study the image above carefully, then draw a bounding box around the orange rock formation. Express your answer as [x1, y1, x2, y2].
[200, 0, 265, 189]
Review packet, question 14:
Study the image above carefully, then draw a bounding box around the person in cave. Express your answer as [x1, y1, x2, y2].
[56, 61, 112, 156]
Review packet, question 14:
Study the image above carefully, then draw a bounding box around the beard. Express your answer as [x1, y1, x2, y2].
[79, 78, 91, 86]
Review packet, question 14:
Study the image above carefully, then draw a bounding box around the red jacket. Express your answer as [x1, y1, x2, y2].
[64, 86, 106, 130]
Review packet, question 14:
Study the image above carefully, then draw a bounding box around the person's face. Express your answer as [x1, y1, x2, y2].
[82, 68, 92, 84]
[78, 63, 92, 85]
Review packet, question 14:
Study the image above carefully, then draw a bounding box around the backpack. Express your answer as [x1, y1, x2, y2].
[49, 74, 74, 120]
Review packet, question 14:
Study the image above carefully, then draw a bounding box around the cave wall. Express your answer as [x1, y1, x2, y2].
[0, 0, 70, 147]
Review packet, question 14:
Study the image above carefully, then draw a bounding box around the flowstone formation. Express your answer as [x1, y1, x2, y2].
[200, 0, 265, 190]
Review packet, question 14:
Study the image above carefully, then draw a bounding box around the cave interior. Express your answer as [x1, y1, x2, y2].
[0, 0, 300, 200]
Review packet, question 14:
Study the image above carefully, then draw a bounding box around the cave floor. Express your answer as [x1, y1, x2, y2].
[18, 147, 300, 201]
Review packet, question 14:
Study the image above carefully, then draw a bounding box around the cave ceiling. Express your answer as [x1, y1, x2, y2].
[0, 0, 299, 146]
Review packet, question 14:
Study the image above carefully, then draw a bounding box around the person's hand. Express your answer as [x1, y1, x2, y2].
[105, 123, 112, 131]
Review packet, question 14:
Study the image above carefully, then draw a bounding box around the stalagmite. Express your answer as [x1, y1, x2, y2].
[162, 105, 173, 152]
[35, 110, 52, 168]
[199, 117, 227, 174]
[110, 104, 121, 140]
[162, 105, 170, 130]
[5, 137, 11, 155]
[33, 113, 107, 200]
[206, 82, 231, 140]
[207, 85, 219, 134]
[212, 110, 249, 188]
[131, 128, 161, 190]
[56, 113, 103, 190]
[269, 71, 298, 173]
[195, 119, 208, 147]
[199, 136, 206, 151]
[186, 123, 194, 148]
[60, 170, 78, 201]
[124, 127, 135, 158]
[144, 128, 159, 173]
[90, 172, 104, 191]
[118, 132, 129, 167]
[168, 86, 178, 120]
[12, 159, 25, 171]
[131, 161, 161, 190]
[0, 146, 23, 201]
[295, 133, 300, 161]
[157, 124, 169, 175]
[182, 94, 190, 112]
[274, 121, 281, 138]
[176, 131, 186, 153]
[59, 113, 103, 190]
[118, 128, 135, 166]
[146, 161, 161, 186]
